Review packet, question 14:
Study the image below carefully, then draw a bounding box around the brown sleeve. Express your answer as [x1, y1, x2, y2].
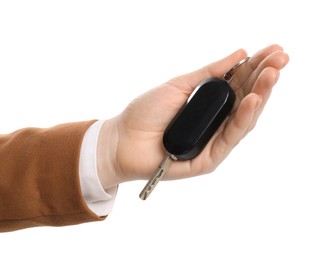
[0, 120, 105, 232]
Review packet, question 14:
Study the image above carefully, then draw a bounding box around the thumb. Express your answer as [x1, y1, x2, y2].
[168, 49, 248, 93]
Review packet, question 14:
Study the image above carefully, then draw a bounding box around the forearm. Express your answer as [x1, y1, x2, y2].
[0, 120, 102, 232]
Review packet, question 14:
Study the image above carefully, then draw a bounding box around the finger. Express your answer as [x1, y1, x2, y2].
[167, 48, 247, 94]
[254, 50, 289, 72]
[241, 67, 281, 138]
[252, 67, 279, 103]
[213, 93, 262, 157]
[231, 52, 288, 108]
[248, 44, 284, 70]
[248, 67, 280, 126]
[231, 44, 285, 89]
[242, 51, 289, 93]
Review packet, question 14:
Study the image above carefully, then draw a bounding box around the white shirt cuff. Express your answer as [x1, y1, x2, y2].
[79, 120, 118, 217]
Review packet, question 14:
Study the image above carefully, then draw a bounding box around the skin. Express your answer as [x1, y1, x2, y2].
[97, 45, 289, 190]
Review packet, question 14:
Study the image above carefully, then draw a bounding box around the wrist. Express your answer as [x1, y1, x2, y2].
[97, 117, 122, 190]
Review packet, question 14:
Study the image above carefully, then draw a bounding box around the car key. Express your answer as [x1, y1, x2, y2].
[139, 57, 250, 200]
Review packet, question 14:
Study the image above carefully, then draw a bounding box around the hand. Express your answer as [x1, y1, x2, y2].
[97, 45, 289, 189]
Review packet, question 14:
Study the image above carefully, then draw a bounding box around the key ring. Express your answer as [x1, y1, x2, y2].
[223, 57, 251, 83]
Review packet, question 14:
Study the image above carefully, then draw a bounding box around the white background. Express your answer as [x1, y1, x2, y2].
[0, 1, 316, 259]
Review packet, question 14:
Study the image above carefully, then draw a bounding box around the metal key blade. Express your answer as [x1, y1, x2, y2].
[139, 154, 176, 200]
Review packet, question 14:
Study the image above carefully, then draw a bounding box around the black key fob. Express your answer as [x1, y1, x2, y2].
[163, 78, 235, 160]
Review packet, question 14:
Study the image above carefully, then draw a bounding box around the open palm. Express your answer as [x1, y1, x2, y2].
[106, 45, 289, 186]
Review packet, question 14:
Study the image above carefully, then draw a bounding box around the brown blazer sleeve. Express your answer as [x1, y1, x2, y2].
[0, 120, 105, 232]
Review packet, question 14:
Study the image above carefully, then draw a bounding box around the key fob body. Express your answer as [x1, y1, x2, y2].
[163, 78, 235, 160]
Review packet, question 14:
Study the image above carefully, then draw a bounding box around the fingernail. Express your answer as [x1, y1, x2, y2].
[255, 96, 263, 111]
[274, 71, 280, 84]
